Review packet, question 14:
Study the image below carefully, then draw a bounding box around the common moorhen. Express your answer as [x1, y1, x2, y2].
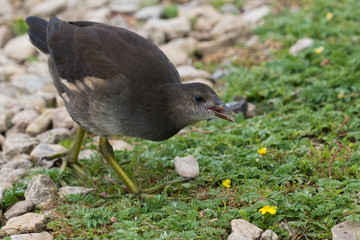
[26, 16, 236, 197]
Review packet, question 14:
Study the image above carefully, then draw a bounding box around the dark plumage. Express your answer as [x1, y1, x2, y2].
[26, 16, 235, 195]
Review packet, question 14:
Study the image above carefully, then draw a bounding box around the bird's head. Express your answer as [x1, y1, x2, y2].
[165, 82, 236, 128]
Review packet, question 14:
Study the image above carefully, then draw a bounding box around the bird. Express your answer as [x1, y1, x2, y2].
[26, 16, 236, 197]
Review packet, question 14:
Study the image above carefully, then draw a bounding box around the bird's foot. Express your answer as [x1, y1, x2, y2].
[142, 178, 191, 194]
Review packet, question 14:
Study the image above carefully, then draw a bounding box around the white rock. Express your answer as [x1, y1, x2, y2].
[30, 0, 67, 17]
[110, 0, 140, 13]
[51, 107, 74, 129]
[84, 7, 110, 23]
[11, 109, 39, 126]
[36, 128, 71, 144]
[0, 0, 13, 22]
[0, 110, 14, 132]
[174, 155, 199, 178]
[3, 35, 37, 61]
[242, 6, 270, 28]
[289, 38, 314, 55]
[30, 143, 66, 162]
[79, 149, 97, 159]
[166, 37, 198, 54]
[4, 200, 34, 219]
[332, 220, 360, 240]
[160, 44, 188, 66]
[86, 0, 108, 8]
[228, 232, 252, 240]
[221, 4, 239, 14]
[0, 213, 47, 236]
[0, 25, 13, 47]
[177, 65, 212, 82]
[231, 219, 263, 239]
[135, 5, 163, 20]
[3, 133, 39, 158]
[25, 174, 58, 206]
[183, 78, 214, 87]
[25, 109, 53, 136]
[260, 229, 279, 240]
[58, 186, 94, 198]
[211, 15, 246, 38]
[15, 96, 47, 112]
[12, 74, 51, 93]
[111, 140, 133, 151]
[10, 232, 53, 240]
[197, 31, 240, 55]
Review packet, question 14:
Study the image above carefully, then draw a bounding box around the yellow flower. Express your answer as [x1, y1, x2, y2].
[326, 12, 333, 20]
[259, 205, 278, 215]
[222, 179, 231, 188]
[258, 147, 267, 155]
[314, 46, 324, 54]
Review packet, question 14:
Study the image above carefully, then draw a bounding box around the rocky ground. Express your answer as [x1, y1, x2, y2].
[0, 0, 357, 239]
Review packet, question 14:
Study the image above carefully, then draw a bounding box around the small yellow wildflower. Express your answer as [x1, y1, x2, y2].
[326, 12, 333, 20]
[258, 147, 267, 155]
[337, 90, 345, 99]
[314, 46, 324, 54]
[222, 179, 231, 188]
[259, 205, 278, 215]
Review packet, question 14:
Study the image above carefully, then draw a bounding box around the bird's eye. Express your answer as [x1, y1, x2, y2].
[195, 96, 204, 102]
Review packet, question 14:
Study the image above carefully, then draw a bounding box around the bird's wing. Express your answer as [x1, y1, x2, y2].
[46, 17, 181, 86]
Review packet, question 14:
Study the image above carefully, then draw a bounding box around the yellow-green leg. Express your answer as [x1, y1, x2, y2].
[98, 137, 189, 198]
[43, 126, 87, 180]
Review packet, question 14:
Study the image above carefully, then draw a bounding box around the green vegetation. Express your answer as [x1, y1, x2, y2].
[1, 0, 359, 239]
[12, 18, 28, 36]
[162, 5, 178, 19]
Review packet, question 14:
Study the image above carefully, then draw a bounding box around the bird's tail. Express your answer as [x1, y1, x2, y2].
[26, 16, 49, 54]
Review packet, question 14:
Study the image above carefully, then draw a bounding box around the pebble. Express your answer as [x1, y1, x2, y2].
[30, 0, 67, 17]
[58, 186, 94, 199]
[3, 133, 39, 159]
[4, 200, 35, 220]
[177, 65, 213, 82]
[260, 229, 279, 240]
[30, 143, 67, 163]
[0, 213, 47, 237]
[26, 109, 54, 136]
[24, 174, 58, 207]
[174, 155, 199, 178]
[135, 5, 163, 20]
[3, 35, 37, 61]
[289, 38, 314, 55]
[110, 139, 133, 151]
[10, 232, 53, 240]
[0, 25, 13, 47]
[230, 219, 263, 239]
[227, 232, 252, 240]
[11, 109, 40, 126]
[36, 128, 72, 144]
[160, 44, 189, 66]
[51, 107, 74, 129]
[331, 220, 360, 240]
[78, 149, 97, 159]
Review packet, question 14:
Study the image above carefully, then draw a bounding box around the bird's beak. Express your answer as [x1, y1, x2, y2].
[210, 101, 237, 123]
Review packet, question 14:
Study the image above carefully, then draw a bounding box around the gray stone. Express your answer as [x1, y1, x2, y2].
[107, 15, 129, 29]
[79, 149, 97, 159]
[174, 155, 199, 178]
[12, 74, 51, 93]
[0, 187, 5, 201]
[183, 78, 214, 87]
[109, 0, 140, 13]
[2, 157, 32, 170]
[58, 186, 94, 198]
[0, 110, 14, 132]
[177, 65, 212, 82]
[227, 232, 252, 240]
[15, 96, 47, 112]
[5, 200, 35, 219]
[135, 5, 163, 20]
[241, 6, 270, 29]
[0, 213, 47, 237]
[0, 0, 13, 22]
[210, 15, 245, 38]
[245, 102, 257, 118]
[36, 128, 71, 144]
[243, 0, 273, 11]
[260, 230, 279, 240]
[11, 109, 40, 126]
[10, 232, 53, 240]
[30, 0, 67, 17]
[35, 84, 57, 106]
[24, 174, 58, 206]
[230, 219, 263, 239]
[179, 5, 221, 31]
[197, 31, 241, 55]
[159, 44, 188, 66]
[3, 133, 39, 158]
[226, 100, 248, 115]
[86, 0, 108, 8]
[6, 122, 28, 136]
[25, 61, 49, 77]
[289, 38, 314, 55]
[84, 7, 110, 23]
[30, 143, 66, 162]
[165, 37, 198, 54]
[221, 4, 240, 14]
[0, 25, 13, 47]
[332, 220, 360, 240]
[51, 107, 74, 129]
[3, 35, 37, 61]
[110, 140, 133, 151]
[26, 109, 54, 136]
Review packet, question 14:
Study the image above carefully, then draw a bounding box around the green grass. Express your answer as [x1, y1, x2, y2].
[1, 0, 360, 239]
